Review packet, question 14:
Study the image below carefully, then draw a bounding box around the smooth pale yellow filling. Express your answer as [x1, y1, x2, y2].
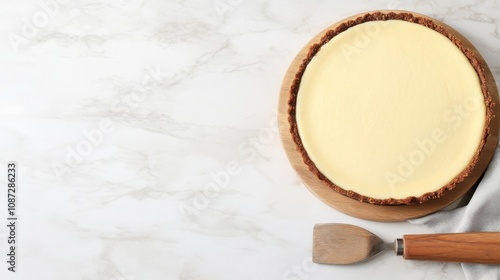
[296, 20, 485, 199]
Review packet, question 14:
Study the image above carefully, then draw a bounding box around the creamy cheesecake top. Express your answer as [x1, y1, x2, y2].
[295, 20, 486, 200]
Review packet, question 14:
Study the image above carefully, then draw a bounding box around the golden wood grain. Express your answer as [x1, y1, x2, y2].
[403, 233, 500, 263]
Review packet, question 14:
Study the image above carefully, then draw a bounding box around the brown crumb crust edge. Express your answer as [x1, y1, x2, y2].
[287, 11, 495, 205]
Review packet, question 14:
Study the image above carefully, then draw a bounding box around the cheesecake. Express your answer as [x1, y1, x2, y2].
[288, 12, 494, 205]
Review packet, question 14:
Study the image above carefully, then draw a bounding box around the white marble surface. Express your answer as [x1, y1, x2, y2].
[0, 0, 498, 279]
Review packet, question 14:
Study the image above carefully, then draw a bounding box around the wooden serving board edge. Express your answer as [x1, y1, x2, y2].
[277, 10, 500, 222]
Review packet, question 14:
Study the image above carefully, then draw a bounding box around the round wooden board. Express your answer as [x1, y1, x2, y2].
[278, 10, 500, 222]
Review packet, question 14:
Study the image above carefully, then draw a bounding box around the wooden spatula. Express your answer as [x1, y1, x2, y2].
[313, 223, 500, 264]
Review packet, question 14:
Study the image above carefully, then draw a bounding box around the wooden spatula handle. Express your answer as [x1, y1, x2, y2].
[403, 232, 500, 264]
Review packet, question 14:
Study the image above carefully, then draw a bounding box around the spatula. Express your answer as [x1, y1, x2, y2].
[313, 223, 500, 264]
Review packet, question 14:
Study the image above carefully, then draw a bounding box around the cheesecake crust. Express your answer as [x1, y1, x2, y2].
[288, 11, 494, 205]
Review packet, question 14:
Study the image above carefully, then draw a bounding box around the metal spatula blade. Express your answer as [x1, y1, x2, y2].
[313, 223, 500, 265]
[313, 223, 397, 264]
